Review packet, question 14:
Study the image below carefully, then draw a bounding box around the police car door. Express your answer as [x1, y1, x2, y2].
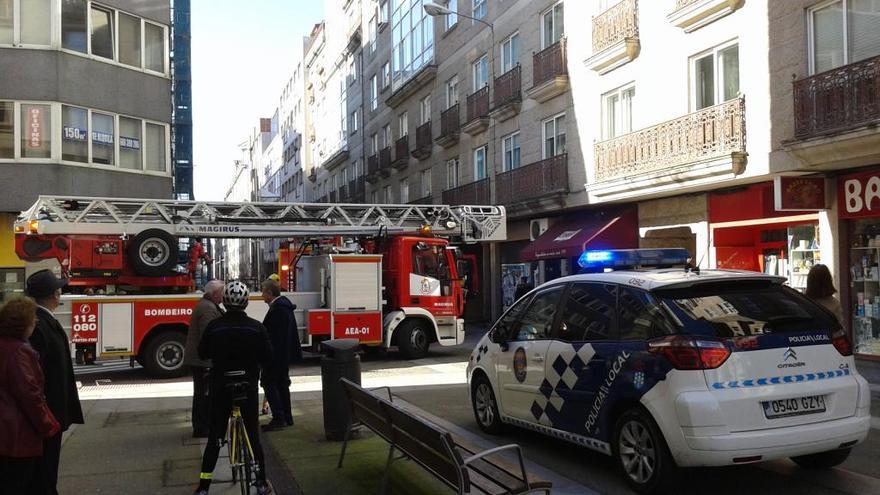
[494, 286, 563, 421]
[538, 282, 617, 436]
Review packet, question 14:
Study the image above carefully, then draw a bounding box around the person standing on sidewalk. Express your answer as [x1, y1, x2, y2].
[806, 264, 845, 324]
[0, 297, 61, 494]
[25, 270, 83, 495]
[259, 279, 297, 431]
[194, 281, 274, 495]
[184, 280, 224, 438]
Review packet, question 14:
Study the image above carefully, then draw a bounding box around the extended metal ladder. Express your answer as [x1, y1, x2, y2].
[16, 196, 507, 243]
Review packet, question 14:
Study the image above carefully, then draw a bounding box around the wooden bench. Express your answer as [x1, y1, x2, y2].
[337, 378, 552, 495]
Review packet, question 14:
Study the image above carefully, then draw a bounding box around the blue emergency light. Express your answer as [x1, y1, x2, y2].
[577, 248, 691, 270]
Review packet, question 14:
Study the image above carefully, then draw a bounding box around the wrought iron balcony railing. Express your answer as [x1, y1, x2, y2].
[439, 103, 461, 138]
[533, 38, 567, 87]
[793, 55, 880, 139]
[494, 65, 522, 107]
[442, 178, 490, 205]
[496, 154, 568, 205]
[592, 0, 639, 53]
[394, 135, 409, 162]
[379, 147, 392, 170]
[594, 96, 746, 182]
[466, 86, 490, 122]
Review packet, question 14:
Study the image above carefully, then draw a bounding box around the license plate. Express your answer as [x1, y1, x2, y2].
[762, 395, 826, 419]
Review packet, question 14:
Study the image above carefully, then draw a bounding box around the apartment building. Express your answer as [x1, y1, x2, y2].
[0, 0, 173, 299]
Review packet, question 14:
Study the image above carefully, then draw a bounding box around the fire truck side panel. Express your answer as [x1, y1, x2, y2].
[101, 303, 134, 354]
[329, 255, 382, 311]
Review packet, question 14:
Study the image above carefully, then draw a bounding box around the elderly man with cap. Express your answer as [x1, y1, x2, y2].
[25, 269, 83, 495]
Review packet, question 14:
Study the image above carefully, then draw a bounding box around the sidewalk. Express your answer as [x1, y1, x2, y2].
[58, 397, 294, 495]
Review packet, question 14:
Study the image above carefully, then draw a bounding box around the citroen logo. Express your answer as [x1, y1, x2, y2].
[783, 347, 797, 361]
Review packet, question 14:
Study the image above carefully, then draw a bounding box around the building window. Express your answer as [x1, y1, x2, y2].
[144, 22, 165, 73]
[382, 124, 392, 148]
[62, 0, 87, 53]
[370, 133, 379, 154]
[400, 178, 409, 203]
[382, 61, 391, 88]
[445, 75, 459, 108]
[399, 111, 408, 136]
[692, 42, 739, 110]
[602, 84, 635, 139]
[0, 101, 13, 158]
[391, 0, 433, 90]
[473, 145, 487, 180]
[0, 0, 12, 44]
[501, 32, 520, 73]
[383, 184, 393, 203]
[542, 2, 564, 49]
[350, 110, 358, 134]
[90, 5, 114, 60]
[368, 14, 377, 52]
[118, 13, 141, 68]
[20, 103, 51, 159]
[810, 0, 880, 74]
[502, 132, 520, 171]
[62, 105, 89, 163]
[119, 116, 142, 169]
[16, 0, 51, 46]
[420, 168, 432, 197]
[379, 0, 389, 24]
[473, 54, 488, 90]
[446, 0, 458, 30]
[371, 190, 379, 203]
[370, 75, 378, 110]
[145, 123, 166, 172]
[349, 57, 357, 83]
[446, 158, 460, 189]
[91, 112, 114, 165]
[420, 95, 431, 124]
[543, 113, 566, 158]
[472, 0, 487, 20]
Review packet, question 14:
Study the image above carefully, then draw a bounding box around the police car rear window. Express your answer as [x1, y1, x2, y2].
[655, 281, 839, 338]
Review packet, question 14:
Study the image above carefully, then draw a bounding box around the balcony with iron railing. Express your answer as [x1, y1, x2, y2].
[338, 184, 348, 201]
[379, 147, 393, 176]
[496, 154, 569, 207]
[436, 104, 461, 147]
[526, 38, 569, 103]
[412, 121, 432, 160]
[392, 135, 409, 168]
[490, 65, 522, 122]
[366, 154, 380, 184]
[463, 86, 490, 135]
[442, 178, 490, 205]
[329, 190, 338, 203]
[785, 55, 880, 168]
[667, 0, 742, 33]
[590, 97, 747, 201]
[585, 0, 639, 74]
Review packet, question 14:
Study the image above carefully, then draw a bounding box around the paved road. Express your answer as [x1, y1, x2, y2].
[74, 328, 880, 495]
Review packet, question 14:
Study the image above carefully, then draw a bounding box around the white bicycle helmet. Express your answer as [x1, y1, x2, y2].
[222, 281, 250, 309]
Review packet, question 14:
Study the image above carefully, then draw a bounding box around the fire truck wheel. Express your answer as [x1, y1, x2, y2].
[397, 319, 431, 360]
[129, 229, 178, 276]
[142, 331, 187, 378]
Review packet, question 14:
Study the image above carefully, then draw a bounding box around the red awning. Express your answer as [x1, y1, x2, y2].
[520, 214, 637, 262]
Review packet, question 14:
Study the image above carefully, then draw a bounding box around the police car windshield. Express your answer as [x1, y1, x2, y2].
[655, 281, 840, 338]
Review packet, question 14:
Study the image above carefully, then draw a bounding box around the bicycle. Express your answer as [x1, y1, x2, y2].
[222, 372, 258, 495]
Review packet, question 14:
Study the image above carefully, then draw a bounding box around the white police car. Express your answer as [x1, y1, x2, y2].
[467, 249, 871, 493]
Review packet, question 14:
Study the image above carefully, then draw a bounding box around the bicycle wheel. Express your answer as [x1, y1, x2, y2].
[237, 421, 254, 495]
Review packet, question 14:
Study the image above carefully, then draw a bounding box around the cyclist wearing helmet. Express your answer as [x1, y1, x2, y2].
[194, 281, 274, 495]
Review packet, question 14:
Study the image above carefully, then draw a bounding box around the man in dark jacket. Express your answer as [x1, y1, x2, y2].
[26, 269, 84, 495]
[259, 279, 298, 430]
[184, 279, 224, 437]
[194, 281, 274, 495]
[514, 276, 534, 301]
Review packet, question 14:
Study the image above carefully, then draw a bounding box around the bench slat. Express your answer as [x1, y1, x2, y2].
[385, 404, 464, 489]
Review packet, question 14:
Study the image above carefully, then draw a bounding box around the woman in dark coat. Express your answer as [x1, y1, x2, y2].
[0, 297, 61, 493]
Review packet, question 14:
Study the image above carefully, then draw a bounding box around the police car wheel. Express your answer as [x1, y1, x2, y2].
[791, 448, 852, 469]
[471, 374, 503, 434]
[397, 320, 429, 360]
[612, 408, 676, 494]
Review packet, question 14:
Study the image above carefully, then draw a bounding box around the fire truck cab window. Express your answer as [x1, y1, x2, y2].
[412, 242, 449, 280]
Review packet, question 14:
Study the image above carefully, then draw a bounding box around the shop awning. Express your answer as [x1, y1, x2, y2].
[520, 214, 637, 262]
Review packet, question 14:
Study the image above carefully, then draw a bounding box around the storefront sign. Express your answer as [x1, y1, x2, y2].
[27, 107, 43, 149]
[839, 169, 880, 219]
[92, 130, 114, 145]
[63, 126, 88, 141]
[119, 136, 140, 150]
[774, 176, 827, 211]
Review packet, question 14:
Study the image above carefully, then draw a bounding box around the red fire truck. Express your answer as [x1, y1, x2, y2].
[15, 196, 506, 377]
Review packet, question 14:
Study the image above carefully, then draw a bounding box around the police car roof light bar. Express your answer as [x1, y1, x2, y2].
[577, 248, 691, 270]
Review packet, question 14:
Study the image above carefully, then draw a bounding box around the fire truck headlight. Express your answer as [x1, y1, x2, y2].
[281, 264, 290, 271]
[14, 224, 24, 233]
[28, 220, 39, 234]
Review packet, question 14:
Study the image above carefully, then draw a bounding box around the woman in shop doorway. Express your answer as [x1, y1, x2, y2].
[806, 264, 845, 325]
